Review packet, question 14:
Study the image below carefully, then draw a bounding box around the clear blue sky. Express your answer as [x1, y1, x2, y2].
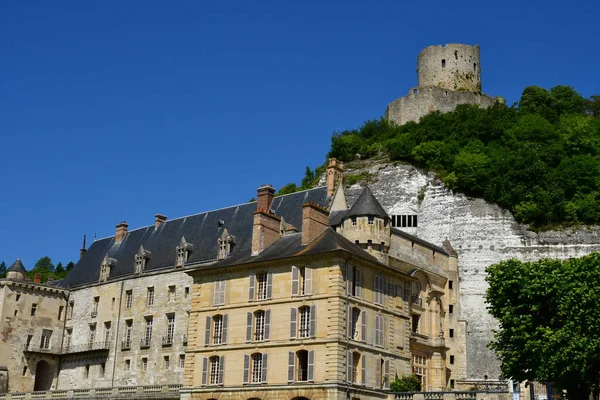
[1, 0, 599, 269]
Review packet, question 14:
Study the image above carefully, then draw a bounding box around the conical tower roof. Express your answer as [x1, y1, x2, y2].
[345, 187, 388, 220]
[8, 258, 27, 274]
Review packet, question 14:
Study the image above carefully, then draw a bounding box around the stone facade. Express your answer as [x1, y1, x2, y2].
[385, 44, 503, 126]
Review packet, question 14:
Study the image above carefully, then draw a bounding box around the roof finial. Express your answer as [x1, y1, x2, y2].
[82, 235, 87, 249]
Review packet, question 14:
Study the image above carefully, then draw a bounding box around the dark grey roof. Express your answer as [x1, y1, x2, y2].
[8, 259, 27, 274]
[344, 187, 388, 220]
[442, 238, 458, 257]
[391, 227, 448, 256]
[57, 187, 329, 288]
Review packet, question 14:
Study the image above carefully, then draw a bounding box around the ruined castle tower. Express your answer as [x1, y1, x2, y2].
[386, 43, 501, 126]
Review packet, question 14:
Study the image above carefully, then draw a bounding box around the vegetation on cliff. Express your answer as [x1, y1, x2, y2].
[327, 86, 600, 227]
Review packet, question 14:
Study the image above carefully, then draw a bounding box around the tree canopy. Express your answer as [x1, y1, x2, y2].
[327, 85, 600, 228]
[26, 256, 73, 282]
[485, 253, 600, 400]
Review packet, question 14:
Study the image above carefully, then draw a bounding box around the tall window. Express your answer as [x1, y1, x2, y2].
[143, 317, 153, 346]
[291, 266, 312, 296]
[348, 351, 360, 384]
[135, 246, 150, 274]
[31, 303, 37, 316]
[209, 356, 220, 384]
[249, 272, 272, 301]
[168, 285, 176, 302]
[299, 306, 310, 338]
[40, 330, 52, 349]
[351, 308, 360, 340]
[165, 314, 175, 344]
[213, 315, 223, 345]
[142, 357, 148, 371]
[413, 354, 427, 389]
[254, 311, 265, 341]
[176, 237, 193, 267]
[375, 314, 384, 347]
[297, 350, 308, 381]
[124, 359, 131, 371]
[252, 353, 263, 383]
[88, 324, 96, 345]
[67, 301, 74, 320]
[214, 278, 226, 306]
[65, 329, 72, 350]
[246, 310, 270, 342]
[125, 290, 132, 309]
[179, 354, 185, 368]
[346, 264, 361, 298]
[287, 349, 314, 383]
[104, 322, 111, 345]
[124, 320, 133, 348]
[374, 275, 385, 305]
[99, 263, 110, 282]
[92, 297, 99, 317]
[164, 356, 170, 370]
[147, 287, 154, 306]
[256, 272, 268, 300]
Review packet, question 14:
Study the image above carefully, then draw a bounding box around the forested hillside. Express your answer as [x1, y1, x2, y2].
[322, 86, 600, 228]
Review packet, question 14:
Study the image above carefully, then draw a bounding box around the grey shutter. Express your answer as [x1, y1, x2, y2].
[243, 355, 250, 384]
[346, 350, 353, 383]
[201, 357, 208, 385]
[309, 304, 316, 338]
[374, 315, 380, 347]
[346, 263, 353, 295]
[261, 353, 268, 383]
[376, 357, 382, 389]
[287, 352, 295, 382]
[204, 316, 212, 346]
[248, 273, 256, 301]
[347, 305, 352, 339]
[304, 266, 312, 295]
[355, 268, 362, 298]
[290, 307, 297, 339]
[374, 275, 380, 304]
[308, 350, 315, 382]
[384, 359, 390, 389]
[222, 314, 228, 344]
[246, 312, 253, 342]
[213, 281, 219, 305]
[380, 316, 385, 347]
[264, 309, 271, 340]
[361, 309, 367, 343]
[221, 279, 226, 304]
[291, 266, 299, 295]
[218, 356, 225, 385]
[361, 354, 366, 386]
[266, 271, 273, 299]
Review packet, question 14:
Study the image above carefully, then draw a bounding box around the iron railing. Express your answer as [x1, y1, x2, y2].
[140, 338, 151, 348]
[62, 341, 109, 354]
[121, 340, 131, 350]
[162, 335, 173, 346]
[23, 343, 59, 355]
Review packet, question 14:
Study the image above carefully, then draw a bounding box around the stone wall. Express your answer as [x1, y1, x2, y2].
[385, 86, 500, 126]
[342, 159, 600, 381]
[417, 44, 481, 92]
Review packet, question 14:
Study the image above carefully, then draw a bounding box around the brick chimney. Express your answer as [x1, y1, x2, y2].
[34, 274, 41, 284]
[327, 158, 344, 197]
[252, 185, 281, 255]
[155, 214, 167, 229]
[80, 235, 87, 259]
[115, 221, 129, 242]
[257, 184, 275, 212]
[302, 202, 330, 245]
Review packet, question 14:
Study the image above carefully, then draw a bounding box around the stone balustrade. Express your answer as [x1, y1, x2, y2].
[0, 384, 182, 400]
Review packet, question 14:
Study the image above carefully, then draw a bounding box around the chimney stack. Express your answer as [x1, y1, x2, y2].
[252, 185, 281, 255]
[327, 158, 344, 197]
[257, 184, 275, 212]
[80, 235, 87, 259]
[155, 214, 167, 229]
[34, 274, 41, 284]
[115, 221, 129, 242]
[302, 202, 330, 245]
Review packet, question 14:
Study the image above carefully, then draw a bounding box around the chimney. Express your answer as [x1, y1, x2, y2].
[327, 158, 344, 197]
[115, 221, 129, 242]
[155, 214, 167, 229]
[34, 274, 41, 284]
[302, 202, 330, 245]
[252, 186, 281, 255]
[257, 184, 275, 212]
[80, 235, 87, 259]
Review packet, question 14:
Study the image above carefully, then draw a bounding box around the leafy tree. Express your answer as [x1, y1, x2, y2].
[65, 261, 75, 272]
[486, 253, 600, 400]
[0, 261, 6, 278]
[390, 374, 422, 392]
[276, 183, 298, 196]
[34, 256, 54, 273]
[55, 262, 65, 275]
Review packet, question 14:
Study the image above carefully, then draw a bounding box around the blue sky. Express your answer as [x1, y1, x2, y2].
[1, 0, 599, 269]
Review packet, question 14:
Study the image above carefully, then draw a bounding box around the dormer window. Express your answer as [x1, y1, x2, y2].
[176, 237, 193, 267]
[99, 255, 116, 282]
[218, 229, 236, 260]
[135, 246, 151, 275]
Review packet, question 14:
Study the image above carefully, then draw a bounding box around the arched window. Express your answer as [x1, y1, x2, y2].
[442, 59, 446, 68]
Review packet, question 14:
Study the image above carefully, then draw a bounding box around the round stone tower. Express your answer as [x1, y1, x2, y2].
[417, 43, 481, 92]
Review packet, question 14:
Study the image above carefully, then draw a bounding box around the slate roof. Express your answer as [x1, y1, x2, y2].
[58, 187, 329, 288]
[391, 227, 448, 256]
[8, 259, 27, 274]
[344, 186, 389, 220]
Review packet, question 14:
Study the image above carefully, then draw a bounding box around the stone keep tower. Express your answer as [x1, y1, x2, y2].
[386, 43, 500, 126]
[418, 44, 481, 92]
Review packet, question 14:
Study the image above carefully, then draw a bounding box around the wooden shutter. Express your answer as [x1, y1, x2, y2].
[361, 309, 367, 343]
[380, 316, 385, 347]
[222, 314, 228, 344]
[384, 359, 390, 389]
[308, 350, 315, 382]
[355, 268, 362, 298]
[346, 263, 353, 295]
[304, 266, 312, 295]
[309, 304, 316, 338]
[248, 273, 256, 301]
[221, 279, 226, 304]
[264, 309, 271, 340]
[347, 305, 353, 339]
[291, 266, 299, 295]
[204, 316, 212, 346]
[242, 354, 250, 384]
[266, 271, 273, 299]
[245, 312, 253, 342]
[218, 356, 225, 385]
[374, 315, 381, 347]
[374, 275, 380, 304]
[201, 357, 208, 385]
[213, 281, 219, 305]
[361, 353, 366, 386]
[261, 353, 268, 383]
[376, 357, 382, 388]
[346, 350, 353, 383]
[287, 352, 295, 382]
[290, 307, 297, 339]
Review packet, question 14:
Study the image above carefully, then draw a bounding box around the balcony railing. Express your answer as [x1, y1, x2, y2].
[121, 340, 131, 350]
[411, 295, 422, 306]
[23, 343, 59, 355]
[162, 335, 173, 346]
[62, 341, 109, 354]
[182, 334, 188, 346]
[140, 338, 151, 348]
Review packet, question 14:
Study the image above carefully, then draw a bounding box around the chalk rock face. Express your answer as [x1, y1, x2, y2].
[343, 160, 600, 379]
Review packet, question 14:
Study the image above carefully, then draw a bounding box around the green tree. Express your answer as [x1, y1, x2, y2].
[65, 261, 75, 272]
[34, 256, 54, 273]
[486, 253, 600, 400]
[276, 183, 298, 196]
[55, 262, 65, 275]
[0, 261, 6, 278]
[390, 374, 421, 392]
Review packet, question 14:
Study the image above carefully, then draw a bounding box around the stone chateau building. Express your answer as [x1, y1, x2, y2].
[0, 159, 463, 400]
